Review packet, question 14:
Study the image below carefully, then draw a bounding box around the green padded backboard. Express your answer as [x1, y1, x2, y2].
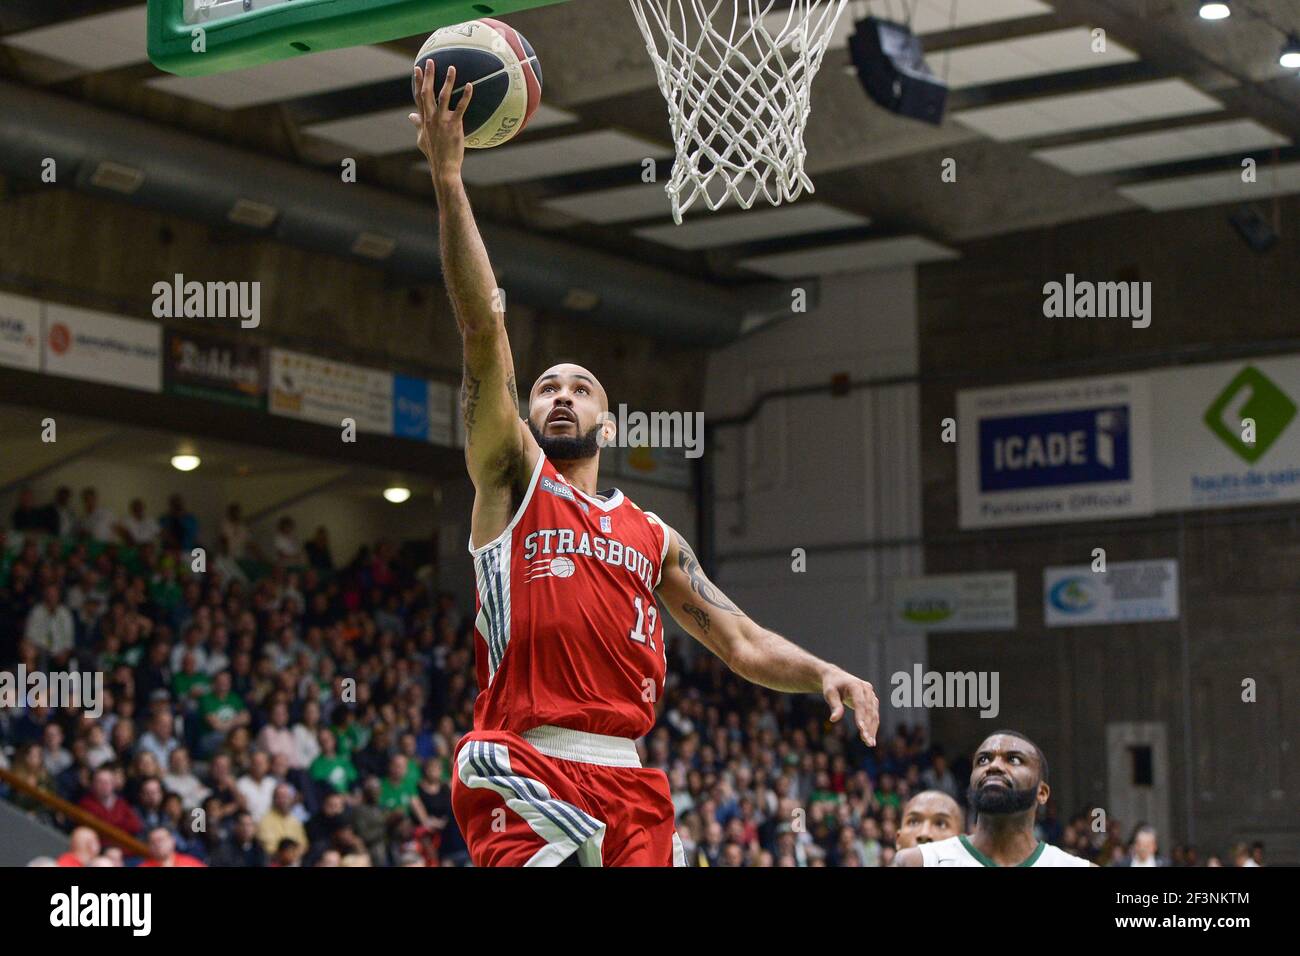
[147, 0, 567, 77]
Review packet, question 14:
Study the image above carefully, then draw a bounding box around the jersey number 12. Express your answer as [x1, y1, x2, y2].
[629, 595, 659, 653]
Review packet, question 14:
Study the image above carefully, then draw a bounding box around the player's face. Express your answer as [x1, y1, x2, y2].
[897, 794, 962, 848]
[528, 365, 611, 459]
[968, 734, 1046, 815]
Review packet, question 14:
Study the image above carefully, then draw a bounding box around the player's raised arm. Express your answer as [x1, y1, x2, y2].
[411, 64, 536, 491]
[655, 524, 879, 746]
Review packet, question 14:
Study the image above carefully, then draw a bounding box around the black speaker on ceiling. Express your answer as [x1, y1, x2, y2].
[848, 17, 947, 126]
[1228, 205, 1277, 253]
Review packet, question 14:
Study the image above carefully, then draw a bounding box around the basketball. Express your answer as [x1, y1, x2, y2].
[411, 18, 542, 149]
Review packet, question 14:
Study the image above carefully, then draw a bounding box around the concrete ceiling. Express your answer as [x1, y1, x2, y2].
[2, 0, 1299, 287]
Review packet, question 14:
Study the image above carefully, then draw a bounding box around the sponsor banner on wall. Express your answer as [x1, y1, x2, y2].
[269, 349, 392, 434]
[428, 380, 454, 446]
[1044, 559, 1179, 627]
[610, 442, 693, 490]
[42, 304, 161, 392]
[958, 373, 1153, 528]
[391, 376, 456, 445]
[0, 292, 41, 371]
[393, 375, 431, 440]
[164, 330, 265, 409]
[1152, 355, 1300, 511]
[890, 571, 1017, 633]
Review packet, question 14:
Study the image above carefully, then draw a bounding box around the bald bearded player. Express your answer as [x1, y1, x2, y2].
[894, 732, 1094, 867]
[412, 63, 880, 867]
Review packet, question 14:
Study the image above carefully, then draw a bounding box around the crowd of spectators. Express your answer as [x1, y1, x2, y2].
[0, 485, 1268, 868]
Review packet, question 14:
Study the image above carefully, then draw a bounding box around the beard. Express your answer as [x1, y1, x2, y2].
[529, 420, 602, 461]
[968, 780, 1039, 816]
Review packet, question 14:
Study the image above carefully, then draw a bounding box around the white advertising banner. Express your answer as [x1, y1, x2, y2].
[1044, 559, 1179, 627]
[269, 349, 392, 435]
[0, 292, 41, 371]
[890, 572, 1017, 633]
[957, 373, 1153, 528]
[1152, 355, 1300, 511]
[42, 304, 161, 392]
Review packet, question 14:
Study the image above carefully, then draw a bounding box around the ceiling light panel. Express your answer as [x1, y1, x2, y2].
[938, 27, 1137, 90]
[1118, 161, 1300, 211]
[739, 235, 959, 278]
[305, 103, 576, 154]
[2, 5, 148, 72]
[953, 78, 1223, 141]
[765, 0, 1053, 54]
[1034, 119, 1289, 175]
[634, 204, 869, 250]
[450, 130, 669, 186]
[149, 44, 414, 109]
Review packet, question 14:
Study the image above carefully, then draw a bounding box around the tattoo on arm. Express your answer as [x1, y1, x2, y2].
[461, 370, 481, 439]
[682, 603, 710, 633]
[506, 373, 518, 408]
[675, 532, 741, 615]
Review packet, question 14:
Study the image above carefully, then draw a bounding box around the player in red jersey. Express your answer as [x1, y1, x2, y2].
[413, 64, 879, 867]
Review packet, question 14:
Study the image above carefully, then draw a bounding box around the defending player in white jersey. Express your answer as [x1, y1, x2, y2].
[896, 789, 964, 850]
[895, 731, 1095, 867]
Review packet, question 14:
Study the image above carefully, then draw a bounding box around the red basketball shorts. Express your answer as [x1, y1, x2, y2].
[451, 725, 685, 867]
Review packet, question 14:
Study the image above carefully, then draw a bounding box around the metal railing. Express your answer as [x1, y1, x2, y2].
[0, 765, 151, 858]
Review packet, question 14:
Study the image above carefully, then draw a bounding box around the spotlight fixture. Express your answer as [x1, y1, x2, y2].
[383, 486, 411, 504]
[1198, 1, 1230, 20]
[1280, 34, 1300, 69]
[228, 198, 279, 229]
[89, 160, 145, 195]
[352, 232, 397, 260]
[170, 454, 200, 472]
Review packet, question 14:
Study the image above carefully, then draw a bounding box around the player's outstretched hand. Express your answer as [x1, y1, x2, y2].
[410, 63, 472, 183]
[822, 669, 879, 746]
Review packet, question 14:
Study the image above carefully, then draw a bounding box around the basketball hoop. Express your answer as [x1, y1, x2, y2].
[628, 0, 849, 223]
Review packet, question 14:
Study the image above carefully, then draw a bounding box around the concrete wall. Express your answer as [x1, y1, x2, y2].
[0, 799, 66, 867]
[702, 268, 924, 725]
[917, 196, 1300, 862]
[0, 184, 705, 413]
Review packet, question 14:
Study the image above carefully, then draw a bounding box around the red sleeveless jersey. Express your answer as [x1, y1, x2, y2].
[468, 454, 671, 740]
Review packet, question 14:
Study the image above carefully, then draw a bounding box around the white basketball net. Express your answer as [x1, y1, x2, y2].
[628, 0, 849, 223]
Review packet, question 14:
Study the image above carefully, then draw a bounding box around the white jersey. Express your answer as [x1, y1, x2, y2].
[919, 835, 1092, 867]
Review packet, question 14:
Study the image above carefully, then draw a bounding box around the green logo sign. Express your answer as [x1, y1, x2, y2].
[902, 598, 955, 624]
[1203, 366, 1296, 463]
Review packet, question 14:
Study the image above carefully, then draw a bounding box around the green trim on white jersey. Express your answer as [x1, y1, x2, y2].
[958, 834, 1045, 867]
[919, 834, 1092, 867]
